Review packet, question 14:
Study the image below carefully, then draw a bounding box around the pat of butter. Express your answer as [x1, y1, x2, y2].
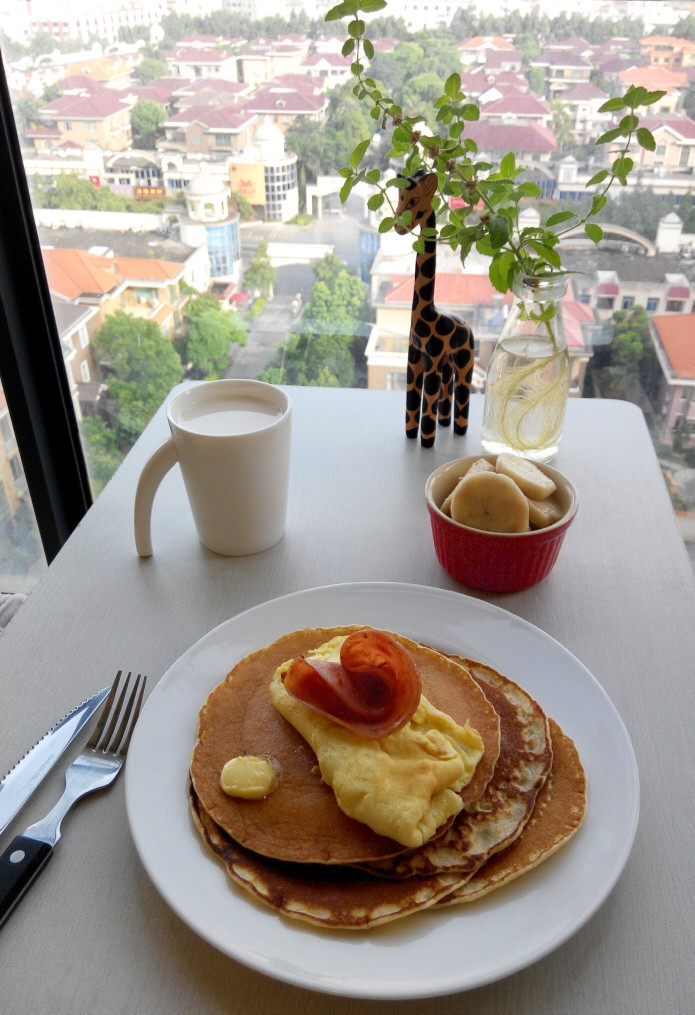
[269, 637, 484, 848]
[220, 755, 277, 799]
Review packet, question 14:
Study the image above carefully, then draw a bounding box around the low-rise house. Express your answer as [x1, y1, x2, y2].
[640, 36, 695, 71]
[463, 121, 557, 163]
[236, 40, 310, 87]
[36, 87, 134, 152]
[242, 77, 328, 133]
[477, 48, 524, 75]
[300, 52, 352, 89]
[158, 104, 257, 155]
[458, 36, 518, 68]
[617, 65, 686, 115]
[627, 116, 695, 172]
[51, 298, 101, 417]
[171, 78, 253, 111]
[479, 93, 553, 129]
[560, 82, 611, 142]
[649, 313, 695, 446]
[163, 46, 239, 82]
[41, 247, 189, 348]
[531, 46, 592, 99]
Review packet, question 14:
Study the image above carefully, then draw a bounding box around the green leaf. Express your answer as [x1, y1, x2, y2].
[461, 104, 480, 121]
[500, 152, 516, 178]
[348, 18, 365, 38]
[359, 0, 388, 11]
[340, 176, 355, 203]
[445, 73, 461, 97]
[349, 138, 371, 169]
[489, 249, 516, 293]
[378, 216, 395, 233]
[527, 240, 562, 268]
[367, 193, 384, 210]
[516, 182, 542, 198]
[590, 193, 608, 215]
[341, 39, 355, 56]
[546, 210, 575, 227]
[624, 85, 649, 108]
[595, 127, 623, 145]
[598, 97, 626, 113]
[636, 126, 656, 152]
[585, 223, 603, 244]
[489, 214, 510, 249]
[585, 169, 609, 187]
[325, 2, 355, 20]
[618, 113, 639, 134]
[611, 155, 633, 178]
[363, 38, 374, 59]
[365, 168, 380, 183]
[639, 88, 667, 106]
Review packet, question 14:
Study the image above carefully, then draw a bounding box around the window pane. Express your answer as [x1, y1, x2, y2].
[0, 0, 694, 573]
[0, 383, 47, 592]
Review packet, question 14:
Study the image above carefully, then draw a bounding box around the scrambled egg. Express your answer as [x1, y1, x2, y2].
[269, 636, 484, 849]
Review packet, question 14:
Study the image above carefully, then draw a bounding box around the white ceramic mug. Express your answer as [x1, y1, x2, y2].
[134, 380, 292, 557]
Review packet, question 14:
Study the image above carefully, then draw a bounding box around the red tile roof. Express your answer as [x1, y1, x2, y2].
[481, 94, 551, 116]
[652, 313, 695, 379]
[164, 103, 255, 130]
[667, 286, 690, 299]
[640, 116, 695, 141]
[463, 121, 557, 153]
[40, 90, 132, 120]
[597, 282, 619, 295]
[42, 248, 183, 301]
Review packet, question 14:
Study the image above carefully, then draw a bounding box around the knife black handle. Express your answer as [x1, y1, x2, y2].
[0, 834, 53, 928]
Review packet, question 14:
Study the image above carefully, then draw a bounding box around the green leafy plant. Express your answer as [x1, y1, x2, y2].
[327, 0, 665, 303]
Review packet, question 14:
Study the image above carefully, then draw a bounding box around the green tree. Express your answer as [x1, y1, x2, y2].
[259, 255, 367, 387]
[131, 100, 167, 149]
[244, 241, 276, 297]
[79, 417, 123, 492]
[135, 57, 169, 84]
[589, 307, 659, 407]
[92, 311, 183, 442]
[527, 66, 546, 97]
[550, 100, 573, 152]
[183, 293, 247, 377]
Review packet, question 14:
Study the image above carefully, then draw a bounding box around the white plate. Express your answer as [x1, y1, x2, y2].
[125, 582, 639, 1000]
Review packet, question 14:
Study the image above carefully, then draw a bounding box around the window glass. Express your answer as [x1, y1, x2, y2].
[0, 384, 47, 592]
[1, 0, 694, 573]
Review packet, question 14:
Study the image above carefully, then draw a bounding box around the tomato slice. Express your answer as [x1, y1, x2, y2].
[282, 630, 421, 738]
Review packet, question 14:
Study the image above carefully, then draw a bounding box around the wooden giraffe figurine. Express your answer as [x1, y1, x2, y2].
[394, 169, 475, 447]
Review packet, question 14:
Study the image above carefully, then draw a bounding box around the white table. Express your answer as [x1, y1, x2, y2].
[0, 388, 693, 1014]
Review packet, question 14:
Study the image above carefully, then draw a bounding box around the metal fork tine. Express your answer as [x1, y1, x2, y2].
[112, 674, 146, 756]
[85, 670, 123, 750]
[98, 671, 132, 752]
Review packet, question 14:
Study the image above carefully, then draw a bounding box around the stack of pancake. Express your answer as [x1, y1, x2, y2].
[189, 627, 586, 931]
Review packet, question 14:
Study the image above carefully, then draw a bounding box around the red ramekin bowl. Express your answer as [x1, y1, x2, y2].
[425, 455, 579, 593]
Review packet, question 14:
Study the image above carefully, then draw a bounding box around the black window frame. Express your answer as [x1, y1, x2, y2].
[0, 52, 92, 564]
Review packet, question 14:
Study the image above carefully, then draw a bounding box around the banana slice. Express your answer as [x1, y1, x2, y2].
[466, 457, 496, 477]
[527, 495, 564, 529]
[450, 471, 530, 533]
[496, 453, 556, 501]
[441, 459, 495, 515]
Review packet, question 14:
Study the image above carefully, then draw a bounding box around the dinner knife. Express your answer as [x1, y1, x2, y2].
[0, 686, 110, 838]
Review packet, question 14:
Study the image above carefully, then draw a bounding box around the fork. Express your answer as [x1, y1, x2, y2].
[0, 670, 146, 928]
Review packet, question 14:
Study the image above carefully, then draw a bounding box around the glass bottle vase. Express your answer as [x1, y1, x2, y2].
[481, 274, 570, 463]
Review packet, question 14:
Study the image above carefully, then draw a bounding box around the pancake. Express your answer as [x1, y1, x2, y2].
[189, 782, 466, 931]
[190, 627, 501, 865]
[359, 659, 552, 879]
[439, 718, 586, 905]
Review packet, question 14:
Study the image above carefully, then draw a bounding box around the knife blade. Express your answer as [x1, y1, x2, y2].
[0, 686, 109, 837]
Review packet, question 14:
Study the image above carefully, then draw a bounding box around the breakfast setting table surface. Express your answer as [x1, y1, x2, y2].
[0, 386, 693, 1015]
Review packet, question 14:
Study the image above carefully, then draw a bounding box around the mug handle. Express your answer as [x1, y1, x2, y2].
[134, 438, 179, 557]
